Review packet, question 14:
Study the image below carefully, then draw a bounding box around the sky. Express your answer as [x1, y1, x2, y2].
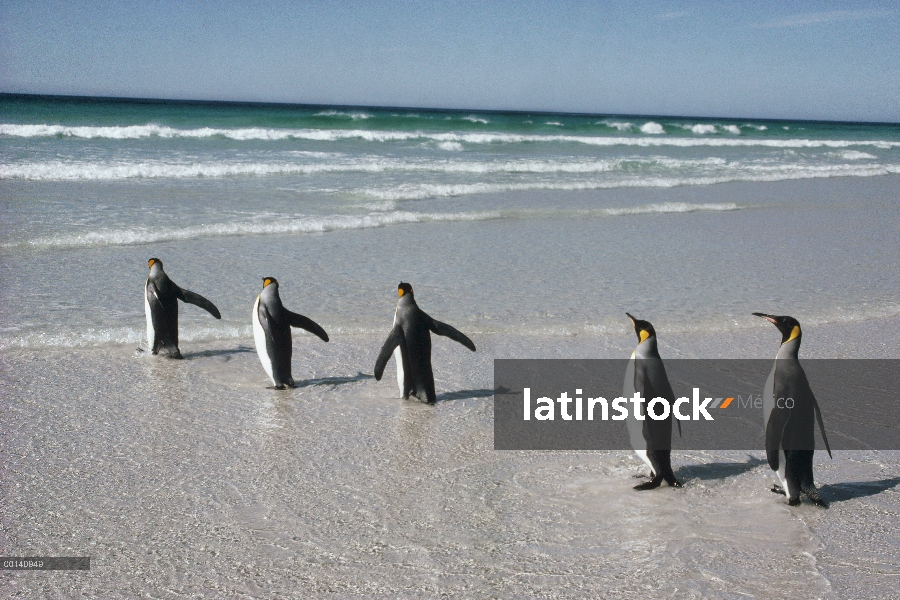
[1, 0, 898, 122]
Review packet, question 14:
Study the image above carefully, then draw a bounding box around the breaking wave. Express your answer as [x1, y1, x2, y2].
[4, 123, 899, 149]
[3, 156, 897, 182]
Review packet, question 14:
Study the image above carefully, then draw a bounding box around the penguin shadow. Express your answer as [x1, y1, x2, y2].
[676, 455, 767, 481]
[180, 345, 256, 360]
[434, 386, 509, 403]
[817, 477, 900, 504]
[293, 372, 375, 389]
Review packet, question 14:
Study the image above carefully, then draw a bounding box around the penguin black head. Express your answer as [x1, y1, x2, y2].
[398, 282, 413, 298]
[626, 312, 656, 344]
[262, 277, 279, 289]
[148, 258, 162, 269]
[752, 313, 801, 344]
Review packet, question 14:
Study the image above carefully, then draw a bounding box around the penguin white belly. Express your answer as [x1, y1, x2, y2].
[144, 281, 155, 350]
[392, 309, 404, 395]
[776, 449, 788, 491]
[252, 296, 276, 385]
[762, 363, 788, 487]
[624, 351, 653, 472]
[393, 346, 405, 395]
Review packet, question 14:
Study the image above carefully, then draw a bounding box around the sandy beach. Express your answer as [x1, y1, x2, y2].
[2, 95, 899, 597]
[3, 316, 900, 597]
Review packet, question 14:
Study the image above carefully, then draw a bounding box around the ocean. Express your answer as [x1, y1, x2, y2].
[2, 94, 900, 597]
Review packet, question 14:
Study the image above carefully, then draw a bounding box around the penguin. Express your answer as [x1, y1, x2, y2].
[753, 313, 832, 507]
[144, 258, 221, 358]
[252, 277, 329, 389]
[374, 282, 476, 403]
[623, 313, 682, 490]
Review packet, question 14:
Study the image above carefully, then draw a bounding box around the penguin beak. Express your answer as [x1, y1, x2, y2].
[625, 312, 636, 326]
[752, 312, 778, 325]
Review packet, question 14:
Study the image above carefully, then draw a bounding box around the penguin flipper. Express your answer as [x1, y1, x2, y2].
[257, 302, 280, 361]
[285, 310, 329, 342]
[765, 407, 791, 471]
[813, 399, 832, 459]
[374, 326, 404, 380]
[179, 288, 222, 319]
[430, 320, 476, 351]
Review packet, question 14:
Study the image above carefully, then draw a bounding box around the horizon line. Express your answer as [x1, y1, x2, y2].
[2, 92, 898, 127]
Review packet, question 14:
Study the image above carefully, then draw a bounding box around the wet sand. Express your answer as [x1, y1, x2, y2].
[2, 318, 899, 598]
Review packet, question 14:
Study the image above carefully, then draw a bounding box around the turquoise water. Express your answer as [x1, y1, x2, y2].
[1, 94, 899, 349]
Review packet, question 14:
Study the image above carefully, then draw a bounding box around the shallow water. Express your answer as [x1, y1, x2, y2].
[2, 327, 899, 598]
[2, 176, 900, 352]
[2, 97, 900, 597]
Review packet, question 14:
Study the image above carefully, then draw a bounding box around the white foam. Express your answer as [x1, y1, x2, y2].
[9, 210, 506, 249]
[437, 141, 463, 151]
[723, 125, 741, 135]
[3, 157, 898, 187]
[3, 122, 899, 149]
[832, 150, 877, 160]
[6, 203, 746, 249]
[314, 111, 372, 120]
[546, 121, 564, 126]
[0, 156, 734, 180]
[462, 116, 489, 124]
[600, 121, 633, 131]
[0, 324, 252, 350]
[360, 164, 900, 200]
[9, 300, 897, 349]
[690, 124, 717, 135]
[598, 202, 741, 216]
[640, 122, 665, 134]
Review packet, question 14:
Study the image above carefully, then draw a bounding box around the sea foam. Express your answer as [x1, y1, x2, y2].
[3, 123, 899, 149]
[640, 122, 665, 134]
[6, 203, 744, 250]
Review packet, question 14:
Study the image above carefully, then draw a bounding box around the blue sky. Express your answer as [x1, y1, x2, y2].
[1, 1, 898, 121]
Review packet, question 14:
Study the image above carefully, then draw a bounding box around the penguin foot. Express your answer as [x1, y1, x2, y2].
[273, 384, 287, 390]
[804, 489, 829, 508]
[666, 478, 683, 488]
[771, 484, 786, 496]
[788, 498, 801, 506]
[809, 496, 829, 508]
[634, 476, 663, 491]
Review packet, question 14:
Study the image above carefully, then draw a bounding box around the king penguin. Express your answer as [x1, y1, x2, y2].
[252, 277, 329, 389]
[753, 313, 832, 507]
[623, 313, 682, 490]
[374, 282, 476, 403]
[144, 258, 221, 358]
